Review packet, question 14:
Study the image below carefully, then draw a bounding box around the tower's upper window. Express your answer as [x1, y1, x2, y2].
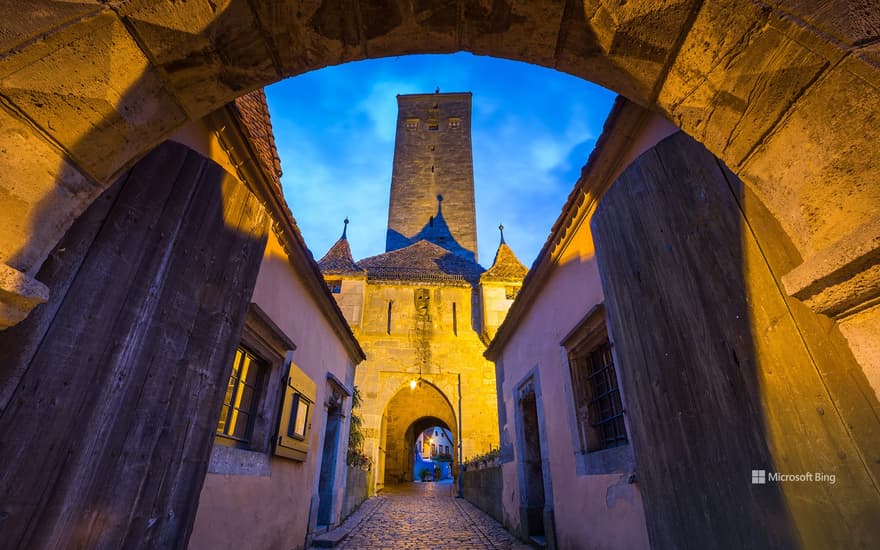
[405, 118, 419, 130]
[448, 118, 461, 130]
[427, 119, 439, 131]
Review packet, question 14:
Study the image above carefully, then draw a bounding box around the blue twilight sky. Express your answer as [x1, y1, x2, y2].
[265, 53, 616, 269]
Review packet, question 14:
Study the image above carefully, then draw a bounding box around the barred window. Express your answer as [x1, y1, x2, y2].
[217, 346, 266, 444]
[570, 340, 627, 451]
[563, 305, 628, 453]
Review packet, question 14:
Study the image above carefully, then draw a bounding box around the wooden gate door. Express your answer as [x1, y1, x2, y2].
[0, 141, 269, 549]
[591, 132, 880, 549]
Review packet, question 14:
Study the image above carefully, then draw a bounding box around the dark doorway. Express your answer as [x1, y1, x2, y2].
[317, 403, 342, 527]
[520, 390, 545, 542]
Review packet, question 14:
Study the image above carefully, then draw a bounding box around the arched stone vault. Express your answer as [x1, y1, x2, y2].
[1, 1, 880, 326]
[379, 381, 457, 485]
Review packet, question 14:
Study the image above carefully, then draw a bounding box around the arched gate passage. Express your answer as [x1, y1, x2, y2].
[405, 417, 455, 482]
[380, 382, 457, 486]
[0, 2, 879, 548]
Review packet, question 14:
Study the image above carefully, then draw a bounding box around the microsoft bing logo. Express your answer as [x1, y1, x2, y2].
[751, 470, 766, 484]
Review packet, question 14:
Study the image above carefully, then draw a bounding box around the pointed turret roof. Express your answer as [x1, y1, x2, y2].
[318, 218, 364, 275]
[357, 239, 484, 285]
[482, 225, 528, 282]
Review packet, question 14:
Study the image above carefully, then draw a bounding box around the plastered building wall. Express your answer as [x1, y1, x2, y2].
[495, 230, 650, 549]
[488, 110, 678, 548]
[176, 120, 358, 550]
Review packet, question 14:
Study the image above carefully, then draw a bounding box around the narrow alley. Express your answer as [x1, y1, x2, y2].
[313, 482, 531, 550]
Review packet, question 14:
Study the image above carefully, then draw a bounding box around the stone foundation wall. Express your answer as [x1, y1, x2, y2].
[340, 466, 371, 522]
[462, 465, 503, 524]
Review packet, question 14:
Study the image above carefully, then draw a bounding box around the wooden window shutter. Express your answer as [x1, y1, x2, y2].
[275, 353, 317, 461]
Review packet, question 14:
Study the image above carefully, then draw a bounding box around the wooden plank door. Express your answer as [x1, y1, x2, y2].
[592, 132, 880, 549]
[0, 141, 268, 549]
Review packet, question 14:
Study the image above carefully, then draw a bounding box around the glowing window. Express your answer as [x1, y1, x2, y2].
[217, 346, 266, 444]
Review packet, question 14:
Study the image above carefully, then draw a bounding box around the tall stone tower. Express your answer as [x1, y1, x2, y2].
[318, 91, 527, 491]
[386, 92, 478, 263]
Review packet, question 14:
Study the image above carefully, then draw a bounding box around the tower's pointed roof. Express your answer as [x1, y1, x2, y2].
[318, 218, 364, 275]
[482, 225, 528, 282]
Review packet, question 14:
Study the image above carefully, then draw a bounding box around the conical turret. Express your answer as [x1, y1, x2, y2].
[480, 224, 528, 343]
[318, 218, 363, 275]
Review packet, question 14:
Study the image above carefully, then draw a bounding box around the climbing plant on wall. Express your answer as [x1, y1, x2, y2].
[347, 387, 372, 469]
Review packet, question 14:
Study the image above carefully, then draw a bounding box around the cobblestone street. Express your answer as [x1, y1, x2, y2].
[318, 481, 531, 549]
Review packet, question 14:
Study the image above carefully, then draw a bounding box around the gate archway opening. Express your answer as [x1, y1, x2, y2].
[380, 380, 457, 487]
[409, 419, 456, 483]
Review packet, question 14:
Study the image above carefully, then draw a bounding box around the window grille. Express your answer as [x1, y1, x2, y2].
[569, 339, 627, 451]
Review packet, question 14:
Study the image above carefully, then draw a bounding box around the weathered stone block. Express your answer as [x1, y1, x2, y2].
[251, 0, 368, 77]
[460, 0, 565, 68]
[0, 0, 103, 54]
[119, 0, 280, 119]
[0, 263, 49, 330]
[362, 0, 458, 60]
[778, 0, 880, 46]
[658, 2, 830, 170]
[555, 0, 698, 105]
[0, 106, 100, 274]
[741, 59, 880, 255]
[0, 11, 186, 181]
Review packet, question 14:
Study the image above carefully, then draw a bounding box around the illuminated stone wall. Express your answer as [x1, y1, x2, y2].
[350, 280, 500, 490]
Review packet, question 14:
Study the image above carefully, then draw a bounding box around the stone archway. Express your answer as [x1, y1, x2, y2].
[2, 1, 879, 330]
[1, 2, 880, 548]
[380, 381, 457, 486]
